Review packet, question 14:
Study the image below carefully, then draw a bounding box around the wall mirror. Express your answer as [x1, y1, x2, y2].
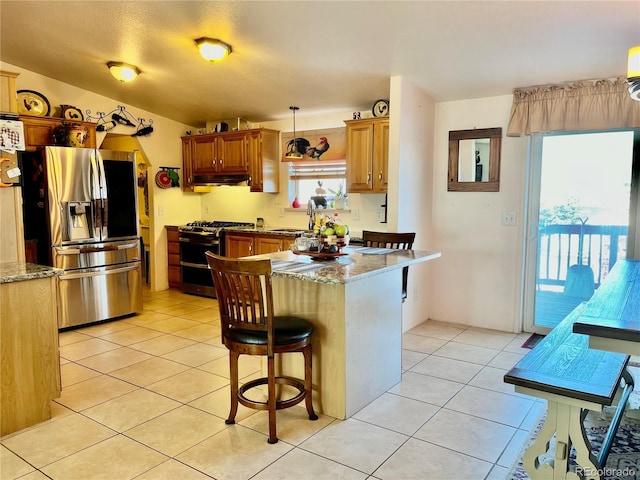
[448, 127, 502, 192]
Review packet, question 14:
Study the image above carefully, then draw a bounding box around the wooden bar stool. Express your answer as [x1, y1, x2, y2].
[205, 252, 318, 444]
[362, 231, 416, 301]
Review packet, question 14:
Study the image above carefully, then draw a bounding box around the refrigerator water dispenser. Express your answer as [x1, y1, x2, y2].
[65, 201, 93, 241]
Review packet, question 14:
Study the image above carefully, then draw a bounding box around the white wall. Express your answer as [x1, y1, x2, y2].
[388, 76, 437, 331]
[430, 95, 528, 333]
[1, 62, 198, 291]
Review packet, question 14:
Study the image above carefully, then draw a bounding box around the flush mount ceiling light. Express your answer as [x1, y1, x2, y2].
[285, 106, 303, 160]
[107, 62, 140, 83]
[627, 46, 640, 101]
[195, 37, 232, 63]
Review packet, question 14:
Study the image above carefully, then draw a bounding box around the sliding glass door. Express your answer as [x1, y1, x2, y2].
[523, 130, 639, 332]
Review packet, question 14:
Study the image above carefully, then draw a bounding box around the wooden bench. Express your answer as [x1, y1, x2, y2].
[504, 303, 634, 480]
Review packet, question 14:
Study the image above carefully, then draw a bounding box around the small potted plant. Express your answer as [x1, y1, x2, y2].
[328, 183, 348, 209]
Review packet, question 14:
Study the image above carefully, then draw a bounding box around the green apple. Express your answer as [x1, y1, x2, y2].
[334, 225, 347, 237]
[323, 227, 335, 236]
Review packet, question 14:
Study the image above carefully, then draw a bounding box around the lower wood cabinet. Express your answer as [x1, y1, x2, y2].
[166, 226, 181, 288]
[226, 232, 297, 258]
[226, 233, 254, 258]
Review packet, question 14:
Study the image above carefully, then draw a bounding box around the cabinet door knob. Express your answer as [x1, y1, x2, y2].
[378, 172, 383, 180]
[367, 172, 371, 183]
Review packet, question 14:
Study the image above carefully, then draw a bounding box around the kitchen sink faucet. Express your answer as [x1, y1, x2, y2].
[307, 199, 315, 231]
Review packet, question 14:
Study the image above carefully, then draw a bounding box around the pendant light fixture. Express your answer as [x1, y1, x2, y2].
[627, 46, 640, 101]
[285, 106, 304, 160]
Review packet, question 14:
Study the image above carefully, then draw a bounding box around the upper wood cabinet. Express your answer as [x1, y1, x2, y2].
[19, 115, 97, 151]
[345, 117, 389, 193]
[181, 128, 279, 193]
[248, 129, 279, 193]
[189, 131, 248, 175]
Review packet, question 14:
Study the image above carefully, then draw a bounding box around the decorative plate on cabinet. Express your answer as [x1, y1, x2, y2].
[61, 105, 84, 121]
[17, 90, 50, 116]
[372, 99, 389, 117]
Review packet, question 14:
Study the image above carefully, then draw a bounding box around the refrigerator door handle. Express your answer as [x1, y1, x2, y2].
[56, 242, 139, 255]
[59, 264, 139, 280]
[90, 151, 108, 239]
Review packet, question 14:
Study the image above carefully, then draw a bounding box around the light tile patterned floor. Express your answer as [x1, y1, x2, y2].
[1, 288, 548, 480]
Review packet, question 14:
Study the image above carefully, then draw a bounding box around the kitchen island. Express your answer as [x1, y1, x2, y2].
[256, 246, 441, 419]
[0, 262, 62, 435]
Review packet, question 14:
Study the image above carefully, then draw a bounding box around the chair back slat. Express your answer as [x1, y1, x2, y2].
[362, 231, 416, 301]
[206, 252, 275, 337]
[362, 231, 415, 250]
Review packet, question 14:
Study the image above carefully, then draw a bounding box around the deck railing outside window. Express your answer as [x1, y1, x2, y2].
[537, 224, 628, 290]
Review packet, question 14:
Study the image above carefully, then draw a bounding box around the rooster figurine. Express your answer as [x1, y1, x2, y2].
[306, 136, 330, 160]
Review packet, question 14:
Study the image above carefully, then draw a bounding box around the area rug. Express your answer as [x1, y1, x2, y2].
[508, 390, 640, 480]
[521, 333, 545, 349]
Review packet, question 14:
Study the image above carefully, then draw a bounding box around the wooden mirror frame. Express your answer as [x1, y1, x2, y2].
[448, 127, 502, 192]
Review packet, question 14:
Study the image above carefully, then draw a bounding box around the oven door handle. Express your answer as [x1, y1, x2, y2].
[180, 261, 211, 269]
[179, 237, 219, 246]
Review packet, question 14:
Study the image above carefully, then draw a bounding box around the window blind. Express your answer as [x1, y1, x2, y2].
[289, 160, 346, 181]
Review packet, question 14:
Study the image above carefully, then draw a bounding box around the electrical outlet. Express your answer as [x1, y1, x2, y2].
[352, 208, 360, 221]
[502, 211, 517, 226]
[278, 207, 285, 217]
[377, 208, 385, 222]
[158, 205, 164, 216]
[204, 205, 209, 214]
[413, 287, 418, 301]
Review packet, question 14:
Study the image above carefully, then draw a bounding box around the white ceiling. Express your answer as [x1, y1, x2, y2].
[1, 1, 638, 127]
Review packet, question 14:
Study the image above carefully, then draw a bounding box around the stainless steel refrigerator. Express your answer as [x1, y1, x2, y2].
[21, 146, 142, 329]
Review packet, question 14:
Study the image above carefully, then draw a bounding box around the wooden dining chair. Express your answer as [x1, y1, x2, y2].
[205, 252, 318, 444]
[362, 230, 416, 302]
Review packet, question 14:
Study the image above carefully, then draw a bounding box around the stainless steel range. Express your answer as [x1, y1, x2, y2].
[178, 221, 254, 297]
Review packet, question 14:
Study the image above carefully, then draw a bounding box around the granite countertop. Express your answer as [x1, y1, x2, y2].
[225, 227, 364, 244]
[257, 247, 441, 285]
[225, 227, 308, 236]
[0, 262, 63, 284]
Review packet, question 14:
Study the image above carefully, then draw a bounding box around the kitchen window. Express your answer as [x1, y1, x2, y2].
[289, 160, 346, 204]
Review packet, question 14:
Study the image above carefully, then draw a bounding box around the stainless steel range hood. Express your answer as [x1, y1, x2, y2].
[192, 174, 251, 186]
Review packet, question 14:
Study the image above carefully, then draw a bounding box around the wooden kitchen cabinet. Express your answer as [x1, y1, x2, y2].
[19, 115, 97, 151]
[166, 225, 181, 288]
[226, 232, 255, 258]
[345, 117, 389, 193]
[181, 131, 248, 180]
[1, 273, 61, 436]
[181, 128, 279, 193]
[248, 129, 280, 193]
[255, 234, 296, 254]
[226, 232, 296, 257]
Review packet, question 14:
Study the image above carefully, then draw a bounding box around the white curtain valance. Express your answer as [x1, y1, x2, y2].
[507, 76, 640, 136]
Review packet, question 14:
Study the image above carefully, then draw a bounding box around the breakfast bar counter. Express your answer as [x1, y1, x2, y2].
[255, 247, 441, 419]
